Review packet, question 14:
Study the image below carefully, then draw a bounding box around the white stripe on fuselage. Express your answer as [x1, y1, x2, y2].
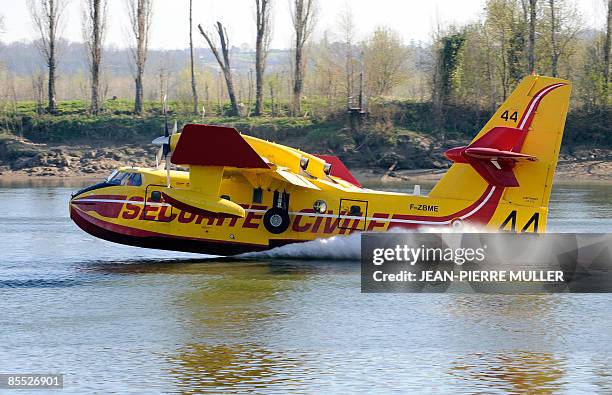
[74, 198, 170, 207]
[73, 187, 497, 226]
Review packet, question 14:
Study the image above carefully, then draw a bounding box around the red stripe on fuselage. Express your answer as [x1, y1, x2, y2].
[70, 207, 264, 247]
[71, 194, 127, 218]
[73, 185, 504, 233]
[390, 185, 502, 224]
[70, 205, 271, 255]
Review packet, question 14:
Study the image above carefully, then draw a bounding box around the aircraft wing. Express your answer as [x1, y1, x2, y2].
[274, 168, 320, 189]
[171, 124, 269, 168]
[172, 124, 319, 191]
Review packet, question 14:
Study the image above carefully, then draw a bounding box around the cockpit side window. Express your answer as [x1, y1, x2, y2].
[106, 171, 142, 186]
[106, 170, 119, 183]
[125, 173, 142, 186]
[107, 171, 128, 185]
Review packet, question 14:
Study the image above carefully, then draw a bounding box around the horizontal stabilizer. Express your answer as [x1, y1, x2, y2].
[314, 155, 362, 187]
[464, 147, 536, 161]
[161, 188, 245, 217]
[444, 127, 538, 187]
[171, 124, 269, 169]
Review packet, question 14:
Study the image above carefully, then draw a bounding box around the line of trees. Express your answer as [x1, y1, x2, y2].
[431, 0, 610, 113]
[20, 0, 323, 118]
[0, 0, 609, 123]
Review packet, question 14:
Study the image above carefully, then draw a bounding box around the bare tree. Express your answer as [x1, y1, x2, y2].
[528, 0, 537, 73]
[549, 0, 559, 76]
[0, 14, 5, 34]
[290, 0, 317, 115]
[254, 0, 272, 116]
[188, 0, 199, 114]
[158, 65, 168, 107]
[83, 0, 107, 114]
[339, 6, 356, 108]
[29, 0, 67, 114]
[268, 73, 278, 117]
[32, 68, 46, 115]
[127, 0, 153, 115]
[546, 0, 580, 77]
[198, 22, 239, 116]
[605, 0, 611, 86]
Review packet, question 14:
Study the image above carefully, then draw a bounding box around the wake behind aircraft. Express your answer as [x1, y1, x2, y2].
[70, 75, 571, 255]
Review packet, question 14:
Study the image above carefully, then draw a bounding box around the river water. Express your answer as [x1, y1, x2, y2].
[1, 180, 611, 393]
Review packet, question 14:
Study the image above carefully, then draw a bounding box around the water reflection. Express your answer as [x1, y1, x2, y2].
[165, 260, 308, 392]
[450, 351, 566, 394]
[592, 357, 612, 393]
[168, 343, 307, 393]
[87, 259, 332, 392]
[444, 295, 569, 345]
[78, 259, 612, 393]
[1, 181, 612, 393]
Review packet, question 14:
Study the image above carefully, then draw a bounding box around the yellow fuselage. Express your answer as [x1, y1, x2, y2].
[69, 165, 541, 255]
[69, 75, 570, 255]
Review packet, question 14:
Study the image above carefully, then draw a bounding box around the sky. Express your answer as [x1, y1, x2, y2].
[0, 0, 606, 50]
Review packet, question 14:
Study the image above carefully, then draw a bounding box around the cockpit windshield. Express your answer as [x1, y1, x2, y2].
[106, 170, 142, 186]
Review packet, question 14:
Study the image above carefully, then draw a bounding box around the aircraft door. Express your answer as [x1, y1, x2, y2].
[338, 199, 368, 231]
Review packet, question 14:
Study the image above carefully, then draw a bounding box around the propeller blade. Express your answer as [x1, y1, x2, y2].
[163, 94, 169, 137]
[152, 136, 170, 146]
[155, 146, 163, 169]
[165, 155, 171, 187]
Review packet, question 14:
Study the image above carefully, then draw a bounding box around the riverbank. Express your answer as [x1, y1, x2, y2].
[1, 157, 610, 185]
[1, 119, 610, 184]
[352, 160, 612, 184]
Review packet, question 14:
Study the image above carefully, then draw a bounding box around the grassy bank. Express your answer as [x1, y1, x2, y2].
[0, 98, 610, 178]
[2, 100, 326, 145]
[3, 97, 610, 146]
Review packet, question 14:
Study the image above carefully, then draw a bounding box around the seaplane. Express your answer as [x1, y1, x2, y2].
[69, 75, 571, 255]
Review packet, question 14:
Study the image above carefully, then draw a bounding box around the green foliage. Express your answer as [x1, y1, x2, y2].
[1, 90, 610, 154]
[507, 24, 527, 86]
[438, 33, 466, 103]
[0, 99, 335, 146]
[565, 107, 612, 147]
[363, 27, 410, 97]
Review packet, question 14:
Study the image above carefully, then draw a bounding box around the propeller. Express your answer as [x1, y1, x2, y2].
[152, 95, 175, 188]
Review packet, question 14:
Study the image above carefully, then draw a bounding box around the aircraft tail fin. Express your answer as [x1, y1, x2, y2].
[429, 75, 572, 210]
